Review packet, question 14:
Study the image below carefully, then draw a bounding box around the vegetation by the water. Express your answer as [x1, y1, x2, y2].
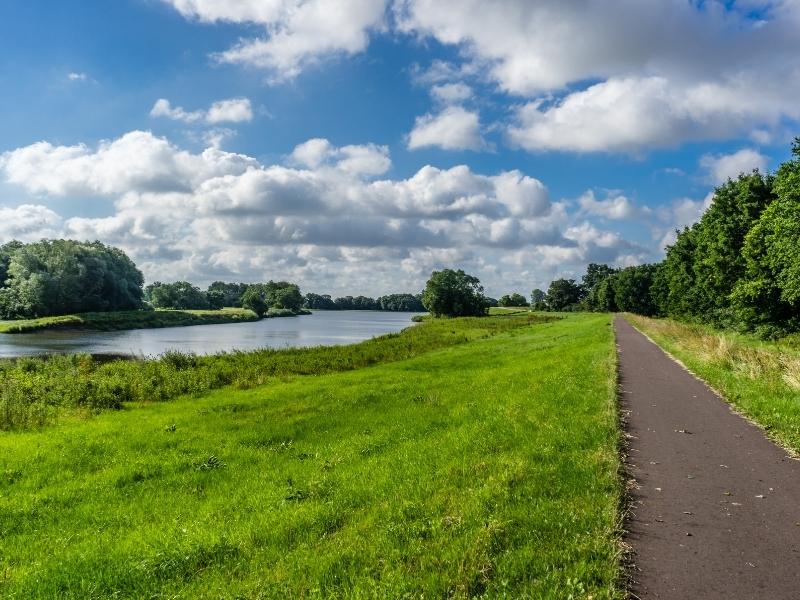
[0, 307, 260, 335]
[0, 312, 622, 598]
[0, 239, 144, 319]
[422, 268, 490, 317]
[303, 292, 425, 312]
[628, 314, 800, 452]
[0, 312, 548, 430]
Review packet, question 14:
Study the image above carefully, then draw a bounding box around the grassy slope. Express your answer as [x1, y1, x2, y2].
[0, 313, 621, 599]
[627, 314, 800, 453]
[0, 308, 262, 334]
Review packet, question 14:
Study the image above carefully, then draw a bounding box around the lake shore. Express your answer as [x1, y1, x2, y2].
[0, 307, 311, 334]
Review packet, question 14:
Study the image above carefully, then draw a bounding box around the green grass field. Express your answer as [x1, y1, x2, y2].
[627, 314, 800, 453]
[0, 313, 622, 598]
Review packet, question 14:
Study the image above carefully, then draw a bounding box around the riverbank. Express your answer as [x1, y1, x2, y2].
[0, 307, 310, 334]
[0, 312, 622, 598]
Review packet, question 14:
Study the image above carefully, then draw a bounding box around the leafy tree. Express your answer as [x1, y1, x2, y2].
[498, 293, 529, 307]
[691, 171, 776, 324]
[421, 269, 488, 317]
[145, 281, 210, 310]
[378, 293, 425, 312]
[732, 138, 800, 331]
[241, 281, 304, 317]
[530, 288, 546, 310]
[304, 293, 337, 310]
[593, 276, 618, 312]
[613, 265, 659, 316]
[241, 286, 268, 317]
[582, 264, 619, 311]
[545, 279, 583, 311]
[659, 225, 701, 319]
[0, 240, 143, 318]
[334, 295, 380, 310]
[207, 282, 248, 307]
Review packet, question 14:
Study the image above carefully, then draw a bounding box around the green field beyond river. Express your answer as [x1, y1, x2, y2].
[0, 313, 622, 598]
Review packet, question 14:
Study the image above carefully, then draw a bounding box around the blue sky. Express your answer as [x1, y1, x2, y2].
[0, 0, 798, 296]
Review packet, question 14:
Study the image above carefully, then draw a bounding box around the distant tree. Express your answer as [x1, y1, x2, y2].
[334, 295, 380, 310]
[207, 282, 248, 307]
[498, 293, 529, 307]
[241, 281, 304, 317]
[206, 290, 226, 310]
[378, 293, 425, 311]
[582, 263, 619, 311]
[545, 278, 583, 311]
[422, 269, 488, 317]
[593, 276, 618, 313]
[146, 281, 209, 310]
[530, 288, 546, 309]
[0, 240, 143, 318]
[485, 297, 499, 308]
[613, 265, 659, 316]
[241, 286, 268, 317]
[304, 293, 337, 310]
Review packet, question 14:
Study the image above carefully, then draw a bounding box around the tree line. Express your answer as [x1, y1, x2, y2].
[534, 139, 800, 336]
[303, 293, 425, 312]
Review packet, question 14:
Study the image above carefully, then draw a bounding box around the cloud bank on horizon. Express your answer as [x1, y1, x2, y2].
[0, 0, 797, 295]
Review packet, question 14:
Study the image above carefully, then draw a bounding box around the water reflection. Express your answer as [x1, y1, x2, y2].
[0, 311, 422, 358]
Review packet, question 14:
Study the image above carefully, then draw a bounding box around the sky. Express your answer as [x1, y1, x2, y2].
[0, 0, 798, 298]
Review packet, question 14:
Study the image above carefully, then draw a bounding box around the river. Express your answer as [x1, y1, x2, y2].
[0, 310, 422, 358]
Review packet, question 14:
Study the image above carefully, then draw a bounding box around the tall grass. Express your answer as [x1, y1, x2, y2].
[627, 314, 800, 452]
[0, 314, 548, 430]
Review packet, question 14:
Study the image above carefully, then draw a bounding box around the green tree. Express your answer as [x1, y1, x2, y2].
[145, 281, 210, 310]
[613, 265, 659, 316]
[421, 269, 488, 317]
[530, 288, 546, 309]
[0, 240, 143, 318]
[732, 138, 800, 331]
[304, 293, 337, 310]
[241, 286, 268, 317]
[207, 282, 248, 307]
[545, 279, 583, 311]
[691, 171, 776, 324]
[378, 293, 425, 311]
[581, 264, 618, 311]
[498, 293, 529, 307]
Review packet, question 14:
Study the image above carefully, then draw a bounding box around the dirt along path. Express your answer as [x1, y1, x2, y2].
[615, 316, 800, 599]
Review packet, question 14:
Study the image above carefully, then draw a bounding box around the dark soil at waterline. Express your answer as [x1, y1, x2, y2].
[616, 316, 800, 599]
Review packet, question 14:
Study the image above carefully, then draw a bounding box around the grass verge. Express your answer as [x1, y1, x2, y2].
[0, 313, 621, 598]
[626, 314, 800, 453]
[0, 314, 548, 430]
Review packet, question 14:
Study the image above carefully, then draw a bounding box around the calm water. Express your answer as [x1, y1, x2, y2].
[0, 311, 422, 358]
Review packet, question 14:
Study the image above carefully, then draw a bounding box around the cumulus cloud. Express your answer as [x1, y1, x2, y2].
[700, 148, 769, 184]
[0, 204, 62, 242]
[0, 130, 647, 294]
[161, 0, 388, 80]
[67, 72, 88, 82]
[150, 97, 253, 124]
[396, 0, 800, 152]
[431, 82, 472, 104]
[578, 190, 651, 221]
[407, 106, 483, 151]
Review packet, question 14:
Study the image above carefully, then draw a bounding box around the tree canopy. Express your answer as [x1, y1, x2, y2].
[498, 293, 529, 307]
[422, 269, 488, 317]
[0, 240, 144, 318]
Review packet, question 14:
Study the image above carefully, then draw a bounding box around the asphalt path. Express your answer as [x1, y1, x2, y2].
[616, 316, 800, 599]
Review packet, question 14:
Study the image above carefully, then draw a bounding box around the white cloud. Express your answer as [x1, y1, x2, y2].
[396, 0, 800, 152]
[162, 0, 388, 80]
[0, 204, 62, 242]
[700, 148, 769, 184]
[578, 190, 651, 220]
[150, 97, 253, 124]
[0, 131, 641, 294]
[408, 106, 483, 151]
[206, 98, 253, 124]
[431, 82, 472, 104]
[67, 72, 88, 82]
[290, 138, 391, 176]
